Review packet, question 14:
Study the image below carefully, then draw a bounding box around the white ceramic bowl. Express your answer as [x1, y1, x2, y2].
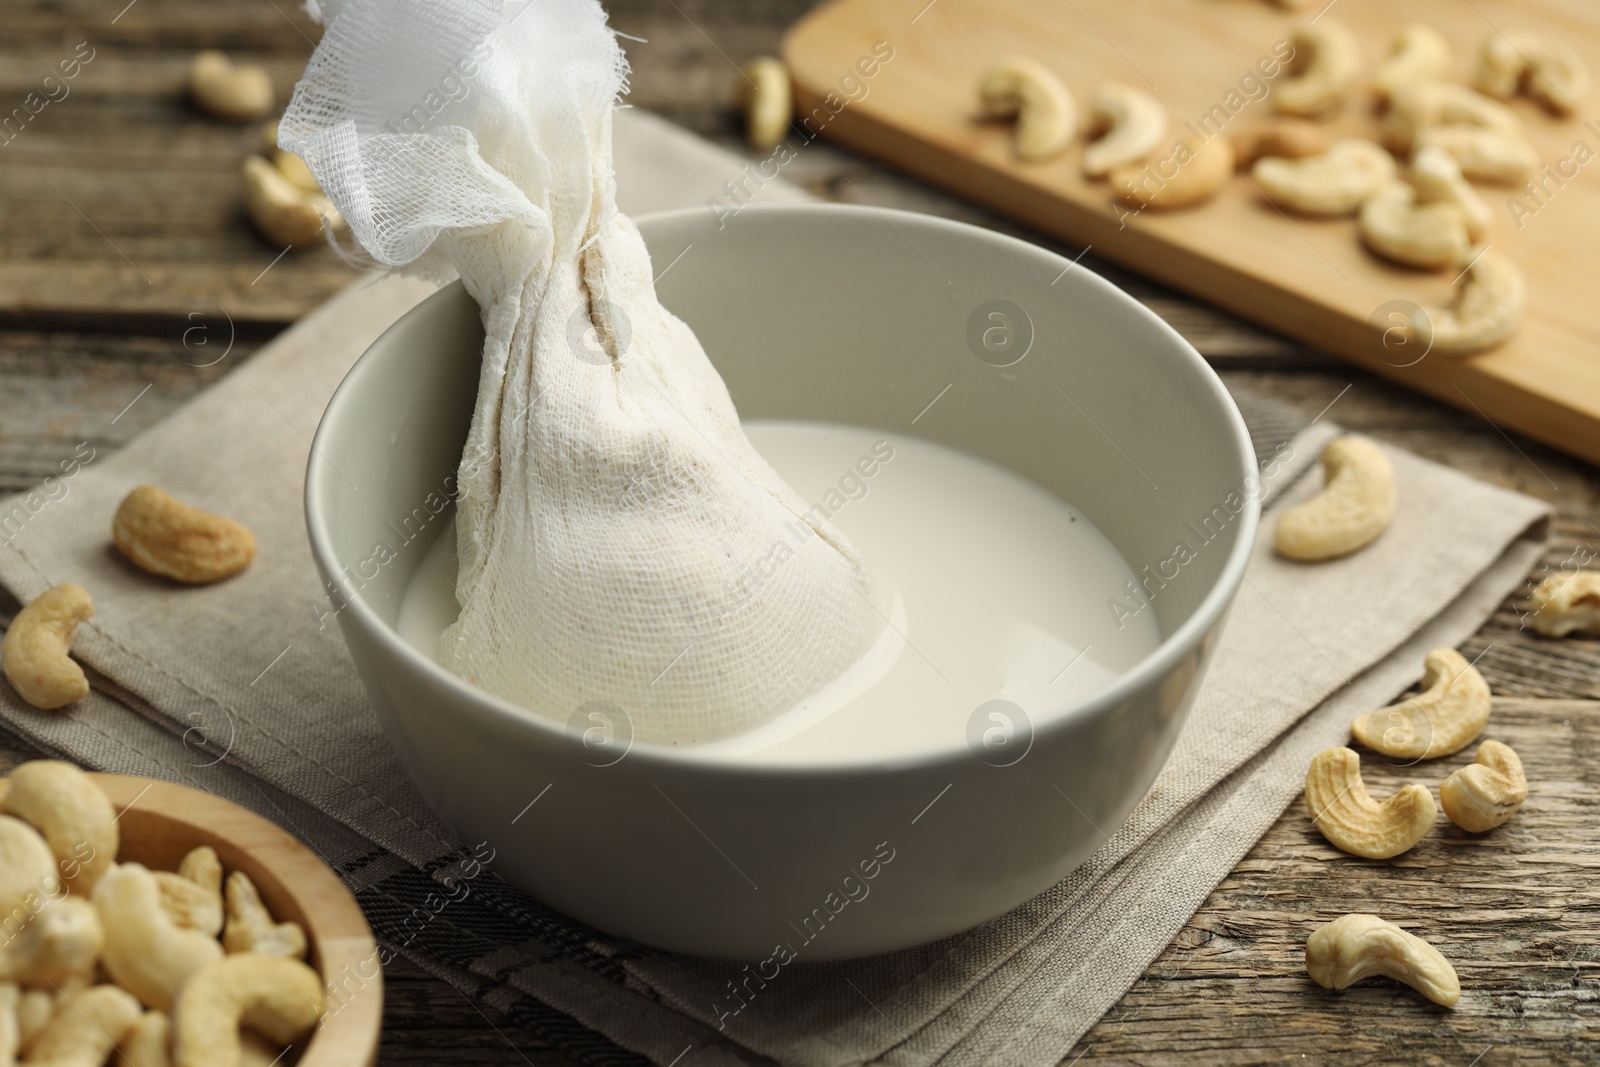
[306, 204, 1258, 960]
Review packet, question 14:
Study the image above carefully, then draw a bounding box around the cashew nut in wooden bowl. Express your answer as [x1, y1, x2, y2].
[0, 772, 381, 1067]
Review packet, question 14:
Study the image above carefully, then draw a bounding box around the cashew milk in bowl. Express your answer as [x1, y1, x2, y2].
[397, 420, 1161, 763]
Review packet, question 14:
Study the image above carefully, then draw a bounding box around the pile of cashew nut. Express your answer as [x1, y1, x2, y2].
[3, 487, 254, 712]
[184, 51, 342, 249]
[968, 19, 1589, 358]
[0, 760, 322, 1067]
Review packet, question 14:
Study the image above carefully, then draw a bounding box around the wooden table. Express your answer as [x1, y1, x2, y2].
[1, 1, 1595, 1063]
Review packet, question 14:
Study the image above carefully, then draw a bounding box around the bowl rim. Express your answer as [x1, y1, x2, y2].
[306, 201, 1260, 779]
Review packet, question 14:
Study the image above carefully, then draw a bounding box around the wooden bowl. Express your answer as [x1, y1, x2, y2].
[0, 773, 382, 1067]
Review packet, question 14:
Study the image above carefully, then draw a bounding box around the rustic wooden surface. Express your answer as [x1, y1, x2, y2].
[0, 1, 1594, 1065]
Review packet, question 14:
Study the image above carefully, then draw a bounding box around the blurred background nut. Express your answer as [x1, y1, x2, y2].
[0, 897, 103, 985]
[260, 119, 322, 194]
[1420, 248, 1525, 355]
[1273, 20, 1361, 117]
[1529, 571, 1600, 637]
[222, 871, 306, 959]
[740, 56, 792, 151]
[1371, 24, 1451, 103]
[1359, 180, 1470, 270]
[1230, 119, 1328, 170]
[1303, 747, 1436, 859]
[2, 583, 94, 711]
[1081, 81, 1166, 177]
[1440, 739, 1527, 831]
[1350, 647, 1490, 760]
[1410, 147, 1491, 241]
[1275, 435, 1396, 561]
[240, 156, 344, 249]
[155, 846, 226, 937]
[172, 954, 324, 1067]
[93, 862, 225, 1011]
[186, 50, 274, 123]
[1414, 125, 1538, 186]
[1472, 33, 1590, 116]
[1252, 139, 1396, 216]
[112, 486, 256, 585]
[1382, 82, 1520, 153]
[1110, 134, 1233, 211]
[0, 814, 58, 925]
[24, 983, 142, 1065]
[1305, 914, 1461, 1006]
[977, 57, 1076, 162]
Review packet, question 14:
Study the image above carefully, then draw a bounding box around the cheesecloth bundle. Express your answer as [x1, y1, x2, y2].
[280, 0, 879, 743]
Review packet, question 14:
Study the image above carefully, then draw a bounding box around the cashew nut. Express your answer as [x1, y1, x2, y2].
[240, 156, 343, 249]
[1411, 147, 1491, 241]
[1530, 571, 1600, 637]
[1081, 82, 1166, 178]
[0, 983, 15, 1066]
[1372, 25, 1451, 102]
[1275, 435, 1396, 562]
[16, 989, 52, 1057]
[1, 761, 117, 896]
[112, 487, 255, 586]
[0, 899, 102, 988]
[978, 57, 1076, 162]
[1274, 21, 1361, 117]
[1383, 82, 1520, 153]
[221, 874, 304, 961]
[1472, 33, 1589, 116]
[1359, 181, 1469, 270]
[115, 1011, 171, 1067]
[0, 817, 56, 929]
[1306, 914, 1460, 1006]
[259, 120, 320, 195]
[92, 865, 223, 1012]
[1110, 134, 1233, 211]
[1440, 740, 1527, 832]
[740, 57, 791, 152]
[1416, 248, 1525, 355]
[3, 585, 93, 711]
[24, 984, 141, 1066]
[1230, 119, 1329, 171]
[1414, 125, 1538, 186]
[154, 849, 223, 939]
[1252, 139, 1396, 216]
[186, 52, 273, 124]
[1304, 747, 1436, 859]
[171, 955, 323, 1067]
[1351, 648, 1491, 761]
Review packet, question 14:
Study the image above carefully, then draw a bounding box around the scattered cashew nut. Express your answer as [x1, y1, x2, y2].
[3, 584, 93, 711]
[221, 873, 305, 961]
[112, 487, 256, 586]
[1081, 82, 1166, 178]
[1306, 914, 1460, 1006]
[0, 760, 117, 895]
[1411, 147, 1491, 241]
[1372, 24, 1451, 102]
[23, 984, 141, 1066]
[16, 988, 52, 1057]
[1274, 20, 1361, 117]
[155, 847, 224, 938]
[1110, 134, 1233, 211]
[187, 51, 274, 124]
[0, 816, 57, 924]
[0, 898, 102, 987]
[0, 983, 15, 1066]
[1275, 435, 1396, 562]
[1417, 248, 1526, 355]
[1383, 82, 1520, 153]
[259, 120, 321, 195]
[1414, 125, 1538, 186]
[1440, 739, 1527, 832]
[1359, 181, 1470, 270]
[1472, 33, 1589, 116]
[116, 1010, 173, 1067]
[1530, 571, 1600, 637]
[1304, 747, 1436, 859]
[171, 955, 323, 1067]
[978, 57, 1076, 163]
[241, 156, 343, 249]
[1351, 647, 1491, 760]
[740, 56, 791, 152]
[1252, 139, 1396, 216]
[92, 864, 224, 1012]
[1230, 119, 1329, 171]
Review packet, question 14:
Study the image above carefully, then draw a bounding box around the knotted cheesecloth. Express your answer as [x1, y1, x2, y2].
[280, 0, 879, 743]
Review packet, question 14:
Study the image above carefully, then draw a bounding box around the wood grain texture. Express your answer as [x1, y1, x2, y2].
[0, 1, 1596, 1064]
[783, 0, 1600, 466]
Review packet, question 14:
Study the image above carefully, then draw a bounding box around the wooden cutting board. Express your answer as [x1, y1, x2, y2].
[783, 0, 1600, 464]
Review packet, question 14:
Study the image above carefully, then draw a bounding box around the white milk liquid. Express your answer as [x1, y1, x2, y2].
[396, 422, 1162, 764]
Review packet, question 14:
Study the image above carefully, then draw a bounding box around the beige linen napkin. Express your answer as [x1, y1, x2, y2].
[0, 108, 1550, 1067]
